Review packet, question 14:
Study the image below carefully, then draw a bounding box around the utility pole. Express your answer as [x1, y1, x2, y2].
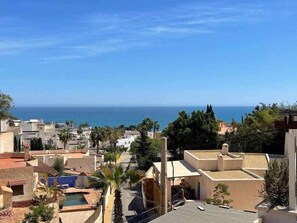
[160, 137, 168, 215]
[275, 115, 297, 210]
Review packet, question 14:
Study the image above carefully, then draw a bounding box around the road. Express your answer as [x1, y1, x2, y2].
[119, 152, 148, 223]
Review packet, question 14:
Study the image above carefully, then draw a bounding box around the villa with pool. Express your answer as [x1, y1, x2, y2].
[0, 146, 107, 223]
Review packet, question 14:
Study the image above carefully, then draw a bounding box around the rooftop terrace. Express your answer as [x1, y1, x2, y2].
[188, 150, 233, 160]
[234, 153, 268, 169]
[203, 170, 256, 180]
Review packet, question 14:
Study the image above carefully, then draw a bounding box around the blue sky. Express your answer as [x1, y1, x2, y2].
[1, 0, 297, 106]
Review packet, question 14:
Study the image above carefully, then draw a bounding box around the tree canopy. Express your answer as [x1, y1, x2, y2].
[130, 129, 160, 170]
[52, 157, 65, 176]
[163, 105, 218, 159]
[30, 138, 44, 150]
[57, 128, 71, 150]
[224, 104, 285, 154]
[90, 126, 109, 153]
[0, 91, 14, 120]
[78, 122, 90, 128]
[138, 117, 155, 132]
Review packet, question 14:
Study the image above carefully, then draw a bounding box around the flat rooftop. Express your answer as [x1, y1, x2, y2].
[151, 201, 257, 223]
[188, 150, 233, 160]
[31, 150, 87, 159]
[203, 170, 256, 180]
[0, 158, 27, 169]
[234, 153, 268, 169]
[187, 150, 268, 169]
[57, 153, 86, 159]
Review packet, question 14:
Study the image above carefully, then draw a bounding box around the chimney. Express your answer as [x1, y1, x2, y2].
[222, 143, 229, 155]
[160, 137, 168, 215]
[23, 144, 30, 161]
[240, 153, 245, 168]
[218, 154, 224, 171]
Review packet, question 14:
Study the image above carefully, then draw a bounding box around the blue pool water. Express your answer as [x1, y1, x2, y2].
[63, 192, 88, 206]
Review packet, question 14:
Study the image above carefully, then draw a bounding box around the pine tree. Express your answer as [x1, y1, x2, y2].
[135, 129, 155, 170]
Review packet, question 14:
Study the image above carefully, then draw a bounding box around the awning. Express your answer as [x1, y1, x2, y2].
[8, 179, 27, 186]
[153, 160, 200, 178]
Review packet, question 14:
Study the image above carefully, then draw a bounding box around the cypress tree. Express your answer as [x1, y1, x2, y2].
[37, 138, 43, 150]
[135, 129, 153, 170]
[18, 137, 21, 151]
[14, 136, 18, 152]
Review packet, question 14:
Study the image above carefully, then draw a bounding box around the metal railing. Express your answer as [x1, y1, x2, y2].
[123, 206, 160, 223]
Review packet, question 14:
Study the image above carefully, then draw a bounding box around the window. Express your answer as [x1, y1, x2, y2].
[11, 185, 24, 196]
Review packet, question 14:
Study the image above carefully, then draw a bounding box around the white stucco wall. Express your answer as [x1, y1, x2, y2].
[258, 209, 296, 223]
[0, 132, 14, 153]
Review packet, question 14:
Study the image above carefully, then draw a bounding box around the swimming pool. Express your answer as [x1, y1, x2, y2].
[63, 192, 88, 206]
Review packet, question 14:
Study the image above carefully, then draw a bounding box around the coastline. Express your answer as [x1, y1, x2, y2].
[11, 106, 253, 130]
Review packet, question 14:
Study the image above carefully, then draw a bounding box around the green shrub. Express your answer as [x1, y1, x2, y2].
[22, 202, 54, 223]
[206, 183, 233, 207]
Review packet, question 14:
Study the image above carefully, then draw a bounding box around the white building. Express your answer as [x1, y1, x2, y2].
[117, 135, 138, 150]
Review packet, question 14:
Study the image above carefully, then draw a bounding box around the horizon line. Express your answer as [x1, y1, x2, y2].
[13, 104, 256, 108]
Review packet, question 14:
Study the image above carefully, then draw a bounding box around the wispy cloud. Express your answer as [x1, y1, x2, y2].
[43, 39, 148, 61]
[1, 2, 269, 60]
[0, 38, 62, 55]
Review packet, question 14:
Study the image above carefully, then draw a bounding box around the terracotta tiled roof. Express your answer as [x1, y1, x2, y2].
[28, 160, 58, 175]
[0, 158, 27, 169]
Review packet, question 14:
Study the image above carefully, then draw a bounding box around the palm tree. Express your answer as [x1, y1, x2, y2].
[109, 128, 124, 163]
[90, 129, 97, 148]
[152, 121, 160, 138]
[90, 126, 111, 154]
[100, 126, 111, 151]
[36, 184, 62, 203]
[89, 165, 144, 223]
[58, 128, 71, 150]
[90, 127, 102, 153]
[139, 118, 154, 132]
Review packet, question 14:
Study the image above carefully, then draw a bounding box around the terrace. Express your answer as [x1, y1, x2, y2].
[202, 170, 257, 180]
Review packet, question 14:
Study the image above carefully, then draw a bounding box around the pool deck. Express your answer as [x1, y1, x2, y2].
[61, 188, 101, 212]
[59, 210, 95, 223]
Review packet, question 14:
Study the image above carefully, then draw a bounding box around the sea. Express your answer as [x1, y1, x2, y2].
[11, 106, 254, 130]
